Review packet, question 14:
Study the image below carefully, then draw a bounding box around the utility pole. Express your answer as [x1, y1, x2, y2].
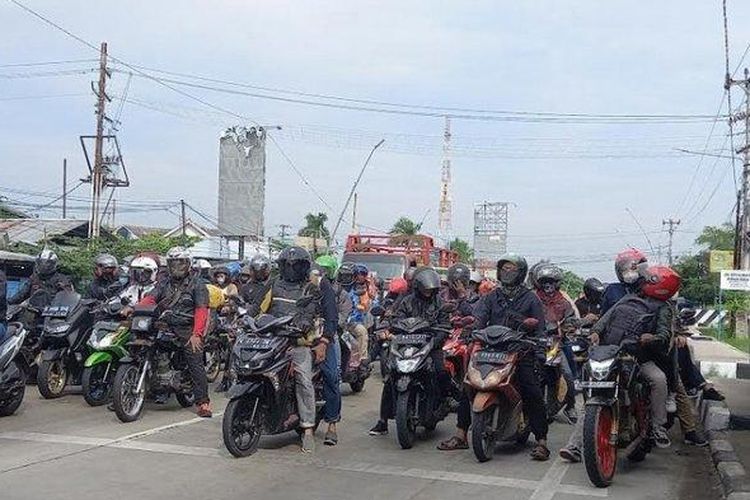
[111, 199, 116, 228]
[662, 218, 681, 265]
[62, 158, 67, 219]
[727, 68, 750, 270]
[352, 192, 358, 233]
[438, 116, 453, 242]
[180, 199, 187, 237]
[88, 42, 110, 238]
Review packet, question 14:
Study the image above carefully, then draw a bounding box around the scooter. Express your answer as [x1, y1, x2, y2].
[0, 322, 31, 416]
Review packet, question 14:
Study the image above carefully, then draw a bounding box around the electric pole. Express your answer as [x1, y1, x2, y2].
[662, 218, 681, 265]
[88, 42, 110, 238]
[180, 199, 187, 237]
[62, 158, 67, 219]
[727, 68, 750, 270]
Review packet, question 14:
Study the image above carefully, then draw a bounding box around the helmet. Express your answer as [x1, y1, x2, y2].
[353, 264, 369, 277]
[413, 267, 441, 299]
[496, 253, 528, 288]
[130, 256, 158, 285]
[469, 271, 482, 285]
[388, 277, 408, 295]
[337, 262, 355, 286]
[94, 253, 118, 279]
[583, 277, 605, 302]
[535, 264, 563, 294]
[193, 259, 211, 271]
[166, 246, 192, 280]
[249, 254, 272, 281]
[615, 248, 647, 285]
[35, 248, 59, 277]
[641, 265, 681, 301]
[277, 246, 311, 283]
[404, 267, 418, 285]
[479, 279, 496, 295]
[212, 265, 230, 286]
[527, 260, 550, 289]
[315, 255, 339, 280]
[447, 263, 471, 288]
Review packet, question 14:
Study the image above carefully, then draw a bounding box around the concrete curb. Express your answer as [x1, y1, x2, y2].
[697, 361, 750, 380]
[702, 399, 750, 498]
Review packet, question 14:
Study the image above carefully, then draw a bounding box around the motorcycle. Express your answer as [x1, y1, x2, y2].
[340, 328, 372, 393]
[222, 313, 324, 458]
[465, 325, 537, 462]
[111, 305, 197, 422]
[0, 321, 31, 416]
[6, 289, 53, 380]
[542, 334, 569, 422]
[81, 298, 131, 406]
[36, 290, 96, 399]
[580, 339, 653, 488]
[388, 317, 452, 449]
[442, 316, 473, 411]
[204, 311, 238, 384]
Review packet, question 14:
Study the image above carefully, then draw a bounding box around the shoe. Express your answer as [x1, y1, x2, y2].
[559, 446, 582, 463]
[197, 402, 213, 418]
[684, 430, 709, 447]
[324, 429, 338, 446]
[301, 433, 315, 453]
[369, 420, 388, 436]
[562, 408, 578, 425]
[530, 443, 551, 461]
[703, 387, 725, 402]
[666, 393, 677, 413]
[651, 425, 672, 449]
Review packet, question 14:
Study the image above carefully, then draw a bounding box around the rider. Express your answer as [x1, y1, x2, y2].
[87, 253, 124, 301]
[193, 259, 212, 283]
[601, 248, 648, 313]
[120, 256, 158, 305]
[211, 265, 238, 298]
[369, 267, 450, 437]
[138, 247, 212, 418]
[440, 262, 476, 316]
[258, 247, 338, 453]
[345, 264, 373, 366]
[534, 264, 579, 424]
[469, 270, 483, 296]
[240, 254, 272, 317]
[9, 248, 71, 308]
[575, 277, 605, 326]
[472, 253, 550, 461]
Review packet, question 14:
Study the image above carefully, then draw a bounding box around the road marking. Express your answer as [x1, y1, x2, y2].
[0, 431, 606, 497]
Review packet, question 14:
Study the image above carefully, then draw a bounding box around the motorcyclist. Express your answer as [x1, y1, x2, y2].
[345, 264, 373, 366]
[193, 259, 212, 283]
[137, 247, 212, 418]
[119, 256, 158, 305]
[440, 262, 477, 316]
[87, 253, 124, 301]
[601, 248, 648, 314]
[471, 254, 550, 461]
[239, 254, 272, 317]
[211, 265, 238, 298]
[534, 264, 579, 424]
[257, 246, 338, 453]
[575, 277, 605, 326]
[469, 270, 482, 296]
[8, 248, 71, 308]
[369, 267, 450, 437]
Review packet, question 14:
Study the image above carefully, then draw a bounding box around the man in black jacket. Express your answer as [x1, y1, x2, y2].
[87, 254, 124, 301]
[8, 249, 71, 306]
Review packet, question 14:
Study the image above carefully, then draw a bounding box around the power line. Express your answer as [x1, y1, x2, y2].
[0, 58, 98, 68]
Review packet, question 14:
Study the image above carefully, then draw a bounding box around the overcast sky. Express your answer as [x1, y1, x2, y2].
[2, 0, 750, 280]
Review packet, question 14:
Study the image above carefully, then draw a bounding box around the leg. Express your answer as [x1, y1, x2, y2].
[678, 345, 706, 391]
[321, 336, 342, 446]
[184, 342, 209, 406]
[559, 353, 577, 416]
[290, 347, 317, 429]
[353, 323, 369, 363]
[674, 379, 696, 434]
[438, 391, 471, 450]
[640, 361, 668, 427]
[516, 358, 549, 460]
[429, 349, 451, 397]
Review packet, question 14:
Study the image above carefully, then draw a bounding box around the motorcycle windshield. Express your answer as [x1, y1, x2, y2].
[28, 289, 53, 310]
[391, 317, 432, 334]
[43, 290, 81, 319]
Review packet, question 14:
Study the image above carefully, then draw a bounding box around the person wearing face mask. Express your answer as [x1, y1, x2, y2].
[575, 277, 605, 326]
[600, 248, 647, 314]
[471, 254, 550, 461]
[87, 253, 124, 301]
[210, 265, 238, 298]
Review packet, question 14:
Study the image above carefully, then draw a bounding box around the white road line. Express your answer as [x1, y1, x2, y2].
[0, 431, 607, 497]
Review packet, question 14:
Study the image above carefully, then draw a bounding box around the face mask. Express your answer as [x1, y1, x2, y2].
[499, 269, 519, 286]
[622, 270, 639, 284]
[541, 283, 557, 295]
[216, 276, 227, 286]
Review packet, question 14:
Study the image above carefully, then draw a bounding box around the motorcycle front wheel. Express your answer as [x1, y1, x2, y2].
[583, 405, 617, 488]
[396, 390, 417, 449]
[223, 397, 263, 458]
[0, 361, 26, 416]
[204, 347, 222, 383]
[37, 358, 68, 399]
[471, 407, 497, 462]
[112, 363, 146, 423]
[82, 363, 111, 407]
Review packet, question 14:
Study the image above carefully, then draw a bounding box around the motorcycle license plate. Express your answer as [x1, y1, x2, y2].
[579, 381, 616, 389]
[396, 334, 428, 344]
[243, 337, 274, 349]
[42, 305, 69, 318]
[475, 351, 507, 364]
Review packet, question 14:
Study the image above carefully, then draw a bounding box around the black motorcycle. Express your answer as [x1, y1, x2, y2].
[204, 311, 238, 384]
[36, 290, 96, 399]
[111, 305, 196, 422]
[0, 321, 32, 416]
[387, 317, 452, 449]
[222, 314, 324, 458]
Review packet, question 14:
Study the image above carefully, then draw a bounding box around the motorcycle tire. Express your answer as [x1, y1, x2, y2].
[396, 390, 417, 449]
[583, 405, 617, 488]
[0, 361, 26, 416]
[223, 397, 263, 458]
[176, 390, 195, 408]
[626, 443, 648, 463]
[112, 363, 146, 423]
[36, 359, 68, 399]
[81, 363, 111, 407]
[471, 407, 497, 462]
[204, 348, 222, 383]
[349, 379, 365, 393]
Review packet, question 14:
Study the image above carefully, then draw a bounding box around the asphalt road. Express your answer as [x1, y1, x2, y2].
[0, 371, 722, 500]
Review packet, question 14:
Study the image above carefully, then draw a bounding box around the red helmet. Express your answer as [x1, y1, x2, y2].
[478, 279, 496, 296]
[388, 277, 408, 295]
[615, 248, 648, 284]
[641, 265, 681, 301]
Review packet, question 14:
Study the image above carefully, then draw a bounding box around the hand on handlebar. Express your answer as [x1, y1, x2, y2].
[120, 306, 134, 318]
[640, 333, 656, 345]
[589, 332, 600, 346]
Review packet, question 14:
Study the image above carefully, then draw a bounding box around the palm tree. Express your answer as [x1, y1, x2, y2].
[449, 238, 474, 263]
[389, 217, 422, 236]
[298, 212, 330, 252]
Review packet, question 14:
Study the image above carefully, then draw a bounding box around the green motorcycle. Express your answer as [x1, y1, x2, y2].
[81, 300, 131, 407]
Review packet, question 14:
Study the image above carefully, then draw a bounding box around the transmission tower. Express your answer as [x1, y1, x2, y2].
[438, 116, 452, 240]
[473, 201, 509, 273]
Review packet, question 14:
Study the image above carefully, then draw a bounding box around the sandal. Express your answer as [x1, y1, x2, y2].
[437, 436, 469, 451]
[530, 443, 550, 461]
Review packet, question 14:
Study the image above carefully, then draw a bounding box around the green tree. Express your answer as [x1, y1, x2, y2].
[389, 217, 422, 236]
[298, 213, 330, 241]
[674, 223, 734, 306]
[449, 238, 474, 263]
[561, 269, 584, 298]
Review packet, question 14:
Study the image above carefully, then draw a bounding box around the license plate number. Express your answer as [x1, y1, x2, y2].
[579, 381, 616, 389]
[244, 337, 274, 349]
[475, 351, 507, 364]
[42, 305, 69, 317]
[396, 334, 428, 344]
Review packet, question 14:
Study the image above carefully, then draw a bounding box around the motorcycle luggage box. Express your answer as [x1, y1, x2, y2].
[588, 344, 620, 361]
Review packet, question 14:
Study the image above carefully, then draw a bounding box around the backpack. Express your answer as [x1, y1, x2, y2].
[601, 295, 660, 346]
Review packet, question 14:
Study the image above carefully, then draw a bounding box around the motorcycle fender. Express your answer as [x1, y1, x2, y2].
[395, 375, 411, 393]
[227, 381, 262, 401]
[41, 348, 65, 362]
[84, 351, 113, 368]
[472, 391, 498, 413]
[119, 356, 135, 365]
[585, 396, 616, 407]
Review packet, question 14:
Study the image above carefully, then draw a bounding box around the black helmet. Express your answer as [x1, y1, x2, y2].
[447, 263, 471, 288]
[277, 246, 311, 283]
[527, 260, 550, 289]
[496, 253, 528, 288]
[536, 264, 563, 294]
[249, 254, 272, 281]
[583, 277, 605, 302]
[413, 267, 441, 298]
[212, 265, 230, 286]
[337, 262, 355, 287]
[35, 248, 59, 277]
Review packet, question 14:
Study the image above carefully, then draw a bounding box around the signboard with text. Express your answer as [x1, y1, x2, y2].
[710, 250, 735, 273]
[720, 270, 750, 291]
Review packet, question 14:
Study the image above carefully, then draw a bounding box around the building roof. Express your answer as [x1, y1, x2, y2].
[0, 218, 112, 245]
[115, 224, 168, 239]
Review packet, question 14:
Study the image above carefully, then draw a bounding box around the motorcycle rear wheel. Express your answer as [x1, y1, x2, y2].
[223, 397, 263, 458]
[0, 361, 26, 416]
[176, 390, 195, 408]
[37, 359, 67, 399]
[113, 363, 146, 423]
[396, 390, 417, 449]
[471, 407, 497, 462]
[204, 348, 222, 383]
[583, 405, 617, 488]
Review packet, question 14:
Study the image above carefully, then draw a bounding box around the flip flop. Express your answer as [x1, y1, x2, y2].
[437, 436, 469, 451]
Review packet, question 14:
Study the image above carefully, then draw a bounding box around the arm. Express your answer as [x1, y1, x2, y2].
[192, 283, 210, 337]
[318, 278, 338, 341]
[471, 294, 490, 329]
[527, 295, 546, 337]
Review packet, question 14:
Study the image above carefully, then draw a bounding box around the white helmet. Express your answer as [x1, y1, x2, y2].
[193, 258, 211, 270]
[130, 256, 158, 285]
[165, 246, 193, 279]
[469, 270, 482, 285]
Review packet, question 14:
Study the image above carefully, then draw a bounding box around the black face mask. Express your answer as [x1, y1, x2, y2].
[541, 282, 557, 295]
[499, 269, 520, 286]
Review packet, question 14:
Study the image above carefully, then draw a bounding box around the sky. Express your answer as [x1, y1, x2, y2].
[2, 0, 750, 280]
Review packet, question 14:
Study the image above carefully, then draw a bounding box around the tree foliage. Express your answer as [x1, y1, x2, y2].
[674, 223, 734, 306]
[449, 238, 474, 263]
[562, 269, 584, 298]
[389, 217, 422, 236]
[298, 213, 330, 240]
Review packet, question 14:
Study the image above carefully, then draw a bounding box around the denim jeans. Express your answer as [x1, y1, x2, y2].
[0, 323, 7, 344]
[321, 334, 342, 423]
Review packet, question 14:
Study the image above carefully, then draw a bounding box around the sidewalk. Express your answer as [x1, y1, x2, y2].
[690, 335, 750, 379]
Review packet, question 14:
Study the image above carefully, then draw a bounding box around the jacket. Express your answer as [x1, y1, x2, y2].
[140, 273, 209, 337]
[472, 286, 546, 337]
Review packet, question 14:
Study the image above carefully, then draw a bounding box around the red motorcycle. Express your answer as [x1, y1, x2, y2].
[443, 316, 474, 411]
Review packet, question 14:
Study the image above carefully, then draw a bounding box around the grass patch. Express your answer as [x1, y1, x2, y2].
[700, 326, 750, 353]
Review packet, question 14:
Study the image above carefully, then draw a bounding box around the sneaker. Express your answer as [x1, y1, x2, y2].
[684, 430, 709, 447]
[651, 425, 672, 449]
[196, 402, 213, 418]
[369, 420, 388, 436]
[324, 429, 338, 446]
[559, 446, 582, 463]
[703, 387, 726, 402]
[666, 393, 677, 414]
[562, 408, 578, 425]
[301, 433, 315, 453]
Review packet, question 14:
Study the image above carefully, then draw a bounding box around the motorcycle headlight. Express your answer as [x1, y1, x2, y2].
[47, 323, 70, 334]
[89, 331, 116, 349]
[396, 358, 421, 373]
[588, 359, 615, 381]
